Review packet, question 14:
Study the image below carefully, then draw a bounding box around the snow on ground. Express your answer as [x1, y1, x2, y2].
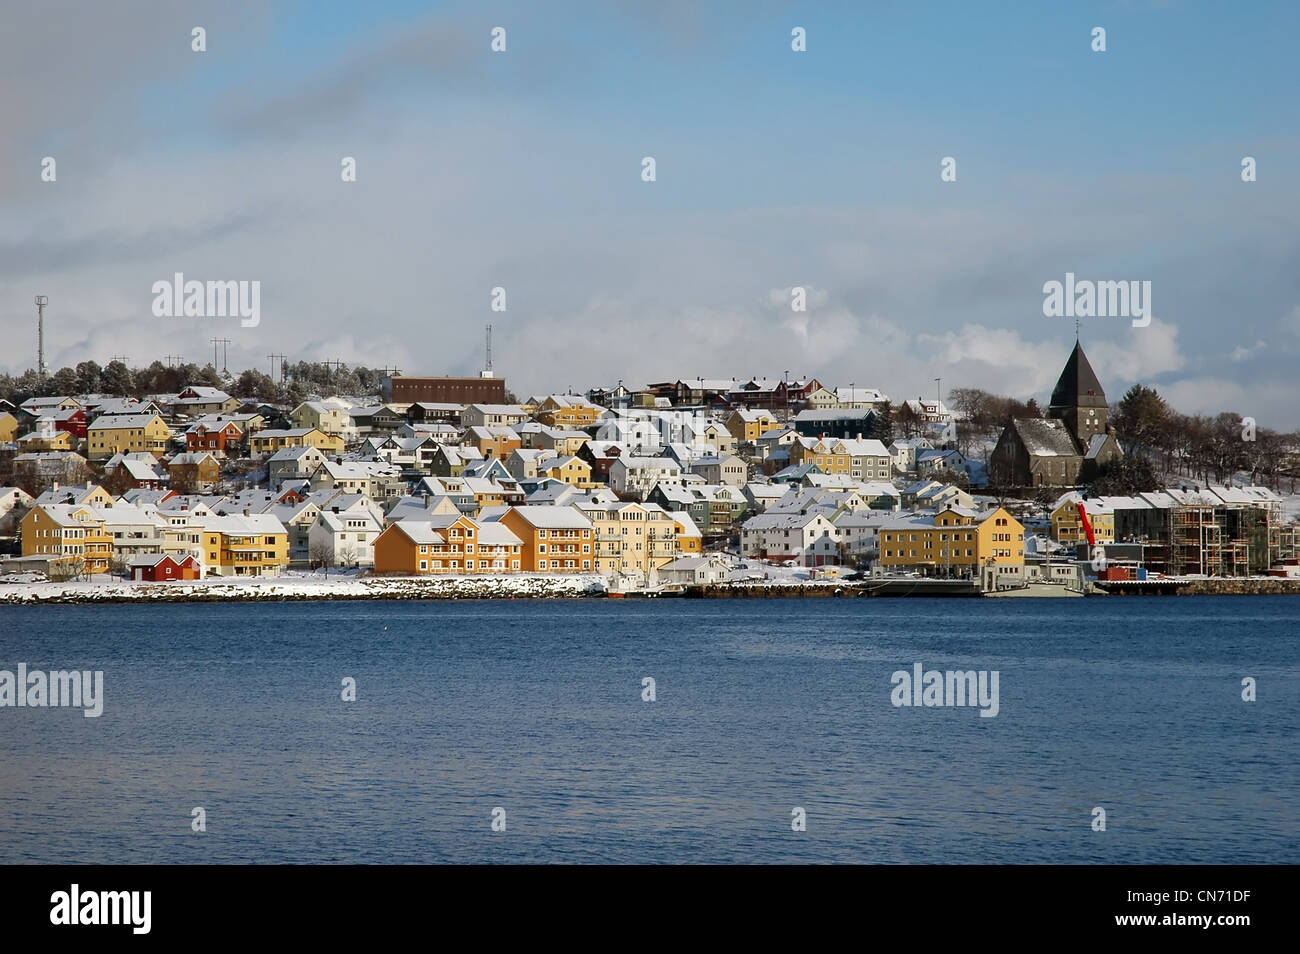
[0, 572, 605, 603]
[723, 559, 849, 584]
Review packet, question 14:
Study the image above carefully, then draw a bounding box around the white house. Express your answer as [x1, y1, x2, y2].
[461, 404, 528, 428]
[609, 456, 683, 500]
[308, 509, 382, 567]
[888, 437, 933, 473]
[916, 447, 969, 478]
[739, 510, 838, 563]
[658, 554, 733, 586]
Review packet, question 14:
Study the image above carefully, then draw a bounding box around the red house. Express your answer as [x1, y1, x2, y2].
[186, 420, 242, 454]
[53, 408, 89, 439]
[130, 553, 201, 582]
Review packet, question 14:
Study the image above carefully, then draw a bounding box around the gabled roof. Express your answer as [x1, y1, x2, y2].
[317, 510, 382, 532]
[1011, 417, 1080, 458]
[385, 521, 448, 545]
[1083, 433, 1111, 459]
[742, 510, 832, 531]
[501, 505, 593, 529]
[88, 413, 167, 430]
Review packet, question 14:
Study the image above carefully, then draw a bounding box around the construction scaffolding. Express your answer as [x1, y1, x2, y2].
[1168, 506, 1221, 577]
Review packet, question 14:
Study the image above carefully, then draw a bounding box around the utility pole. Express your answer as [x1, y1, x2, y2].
[209, 338, 231, 374]
[34, 296, 49, 380]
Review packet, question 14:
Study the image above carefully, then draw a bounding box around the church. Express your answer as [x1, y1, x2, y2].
[988, 340, 1123, 487]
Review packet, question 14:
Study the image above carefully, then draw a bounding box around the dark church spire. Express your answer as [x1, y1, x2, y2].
[1049, 340, 1106, 411]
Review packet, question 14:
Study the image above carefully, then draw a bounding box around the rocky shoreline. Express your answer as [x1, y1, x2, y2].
[0, 574, 607, 605]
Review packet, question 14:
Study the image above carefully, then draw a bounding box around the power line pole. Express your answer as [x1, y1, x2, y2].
[210, 337, 231, 373]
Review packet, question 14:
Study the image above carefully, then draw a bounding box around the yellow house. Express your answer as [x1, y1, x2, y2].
[537, 455, 595, 487]
[249, 427, 345, 458]
[291, 401, 357, 439]
[38, 482, 116, 508]
[197, 513, 289, 576]
[535, 395, 602, 429]
[789, 436, 850, 475]
[18, 429, 74, 452]
[21, 504, 114, 574]
[726, 409, 777, 443]
[87, 413, 174, 460]
[0, 411, 18, 444]
[575, 500, 680, 579]
[1051, 494, 1116, 546]
[535, 429, 590, 457]
[878, 506, 1024, 575]
[673, 512, 702, 554]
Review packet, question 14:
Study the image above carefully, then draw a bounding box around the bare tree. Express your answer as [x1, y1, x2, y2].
[49, 556, 86, 582]
[309, 538, 333, 575]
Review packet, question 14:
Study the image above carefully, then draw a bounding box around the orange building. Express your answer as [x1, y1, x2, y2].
[373, 515, 523, 574]
[497, 506, 595, 572]
[464, 425, 522, 461]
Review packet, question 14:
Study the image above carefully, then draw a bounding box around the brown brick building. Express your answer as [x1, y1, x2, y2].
[382, 376, 507, 405]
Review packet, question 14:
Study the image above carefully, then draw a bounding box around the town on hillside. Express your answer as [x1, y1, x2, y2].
[2, 341, 1298, 595]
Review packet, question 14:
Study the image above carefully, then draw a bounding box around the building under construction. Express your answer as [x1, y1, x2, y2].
[1109, 486, 1291, 577]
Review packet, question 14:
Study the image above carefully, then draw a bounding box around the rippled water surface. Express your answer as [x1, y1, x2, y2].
[1, 596, 1296, 863]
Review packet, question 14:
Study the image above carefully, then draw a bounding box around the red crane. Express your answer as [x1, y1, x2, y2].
[1076, 501, 1096, 547]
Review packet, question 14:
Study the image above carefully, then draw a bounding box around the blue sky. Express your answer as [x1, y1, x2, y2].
[2, 0, 1298, 424]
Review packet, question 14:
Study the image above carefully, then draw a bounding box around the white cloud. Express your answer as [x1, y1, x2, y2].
[1088, 318, 1184, 382]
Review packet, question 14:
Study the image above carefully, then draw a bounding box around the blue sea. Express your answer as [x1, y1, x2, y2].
[1, 596, 1296, 863]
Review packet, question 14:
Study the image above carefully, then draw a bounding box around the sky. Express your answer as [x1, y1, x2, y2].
[2, 0, 1298, 425]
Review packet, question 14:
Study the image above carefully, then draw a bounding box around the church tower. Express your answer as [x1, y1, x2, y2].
[1047, 340, 1107, 448]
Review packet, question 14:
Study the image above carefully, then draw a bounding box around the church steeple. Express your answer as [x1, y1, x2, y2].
[1048, 340, 1107, 447]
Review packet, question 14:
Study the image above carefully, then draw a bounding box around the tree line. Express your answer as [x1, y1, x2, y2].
[0, 360, 389, 408]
